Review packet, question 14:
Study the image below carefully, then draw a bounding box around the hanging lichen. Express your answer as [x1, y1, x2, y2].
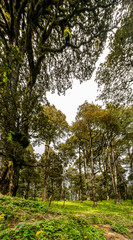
[8, 161, 13, 167]
[64, 28, 71, 39]
[94, 38, 101, 50]
[7, 131, 15, 142]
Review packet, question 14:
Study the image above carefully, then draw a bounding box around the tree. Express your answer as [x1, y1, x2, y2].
[99, 104, 133, 204]
[72, 102, 105, 206]
[66, 166, 79, 201]
[34, 105, 68, 145]
[40, 147, 62, 201]
[96, 0, 133, 104]
[17, 144, 40, 199]
[70, 102, 132, 204]
[66, 134, 85, 202]
[119, 105, 133, 200]
[0, 0, 127, 196]
[58, 142, 75, 200]
[34, 104, 68, 200]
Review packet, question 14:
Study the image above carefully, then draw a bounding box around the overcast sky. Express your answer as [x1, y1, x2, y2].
[47, 73, 100, 125]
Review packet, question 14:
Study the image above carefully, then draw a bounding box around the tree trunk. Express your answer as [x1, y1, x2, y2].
[90, 147, 97, 207]
[0, 166, 10, 195]
[70, 179, 73, 201]
[12, 163, 20, 196]
[34, 184, 36, 200]
[42, 175, 47, 201]
[105, 149, 110, 200]
[61, 166, 65, 200]
[108, 142, 121, 204]
[25, 181, 30, 199]
[84, 157, 90, 200]
[75, 191, 78, 201]
[78, 147, 83, 202]
[8, 162, 20, 196]
[42, 143, 50, 201]
[0, 161, 20, 197]
[104, 172, 110, 201]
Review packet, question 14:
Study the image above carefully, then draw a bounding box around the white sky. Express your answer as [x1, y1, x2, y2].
[47, 74, 100, 125]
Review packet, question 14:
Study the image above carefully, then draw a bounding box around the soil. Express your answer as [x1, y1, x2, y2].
[96, 224, 133, 240]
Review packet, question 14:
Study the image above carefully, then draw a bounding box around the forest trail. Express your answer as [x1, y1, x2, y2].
[96, 224, 133, 240]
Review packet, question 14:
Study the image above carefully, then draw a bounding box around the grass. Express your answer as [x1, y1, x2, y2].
[0, 194, 133, 240]
[50, 199, 133, 224]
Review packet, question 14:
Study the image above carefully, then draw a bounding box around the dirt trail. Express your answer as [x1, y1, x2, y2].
[96, 224, 133, 240]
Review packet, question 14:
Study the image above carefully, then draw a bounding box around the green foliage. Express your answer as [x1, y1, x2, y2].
[91, 215, 100, 224]
[35, 105, 68, 143]
[96, 1, 133, 103]
[112, 222, 129, 235]
[0, 195, 106, 240]
[0, 217, 106, 240]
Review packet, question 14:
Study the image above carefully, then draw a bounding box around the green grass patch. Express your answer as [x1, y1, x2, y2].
[50, 199, 133, 226]
[0, 194, 132, 239]
[0, 216, 106, 240]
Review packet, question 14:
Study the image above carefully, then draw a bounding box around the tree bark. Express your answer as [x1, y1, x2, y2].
[78, 146, 83, 202]
[25, 181, 30, 199]
[84, 157, 90, 200]
[8, 162, 20, 196]
[90, 146, 97, 207]
[42, 176, 47, 201]
[105, 148, 110, 200]
[61, 166, 65, 200]
[42, 143, 50, 201]
[108, 142, 121, 204]
[0, 165, 10, 195]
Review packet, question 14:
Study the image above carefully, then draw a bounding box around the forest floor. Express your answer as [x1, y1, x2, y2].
[0, 194, 133, 240]
[95, 224, 132, 240]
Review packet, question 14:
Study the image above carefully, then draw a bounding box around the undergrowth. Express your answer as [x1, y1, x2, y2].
[0, 194, 132, 239]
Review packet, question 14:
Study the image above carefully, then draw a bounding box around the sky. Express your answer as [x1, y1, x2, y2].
[47, 73, 100, 125]
[35, 47, 110, 155]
